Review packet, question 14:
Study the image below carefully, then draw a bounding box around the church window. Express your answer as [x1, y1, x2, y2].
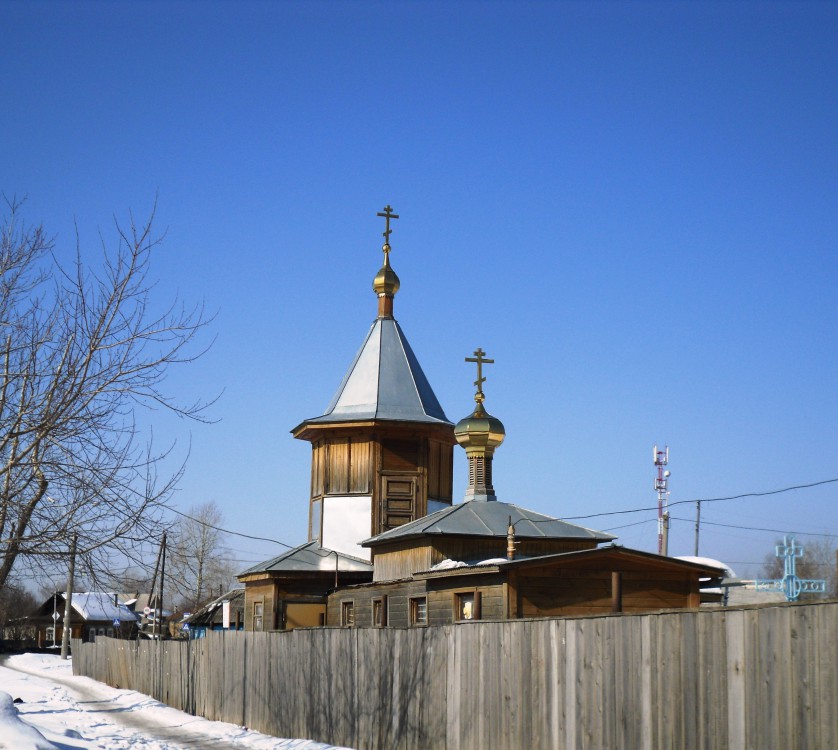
[341, 600, 355, 627]
[253, 602, 264, 631]
[372, 597, 387, 627]
[409, 597, 427, 626]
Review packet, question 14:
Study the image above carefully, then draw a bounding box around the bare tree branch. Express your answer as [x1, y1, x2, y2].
[0, 198, 215, 593]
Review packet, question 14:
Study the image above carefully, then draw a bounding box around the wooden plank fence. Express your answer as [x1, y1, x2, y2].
[72, 600, 838, 750]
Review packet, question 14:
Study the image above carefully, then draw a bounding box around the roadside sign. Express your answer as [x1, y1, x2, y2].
[113, 618, 120, 627]
[143, 606, 151, 616]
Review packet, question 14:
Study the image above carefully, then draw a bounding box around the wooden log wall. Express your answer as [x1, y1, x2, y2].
[72, 600, 838, 750]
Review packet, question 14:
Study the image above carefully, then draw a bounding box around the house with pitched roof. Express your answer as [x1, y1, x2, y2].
[28, 592, 137, 646]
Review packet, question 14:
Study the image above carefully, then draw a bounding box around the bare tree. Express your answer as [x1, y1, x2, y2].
[0, 580, 38, 639]
[0, 198, 213, 594]
[166, 501, 236, 611]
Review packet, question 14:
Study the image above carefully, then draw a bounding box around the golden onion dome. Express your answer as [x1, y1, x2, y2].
[454, 400, 506, 450]
[373, 244, 400, 296]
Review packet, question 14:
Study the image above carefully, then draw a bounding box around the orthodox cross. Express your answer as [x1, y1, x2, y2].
[753, 535, 826, 601]
[465, 347, 494, 401]
[376, 205, 399, 248]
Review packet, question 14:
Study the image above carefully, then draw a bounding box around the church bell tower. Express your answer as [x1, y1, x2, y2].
[291, 207, 455, 560]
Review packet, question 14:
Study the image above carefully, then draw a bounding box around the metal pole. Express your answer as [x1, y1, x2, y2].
[661, 512, 670, 557]
[694, 500, 701, 556]
[60, 533, 77, 659]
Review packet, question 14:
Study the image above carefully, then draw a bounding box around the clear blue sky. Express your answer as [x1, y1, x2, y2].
[2, 0, 836, 579]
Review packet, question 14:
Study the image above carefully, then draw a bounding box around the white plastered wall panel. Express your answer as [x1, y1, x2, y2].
[322, 495, 372, 560]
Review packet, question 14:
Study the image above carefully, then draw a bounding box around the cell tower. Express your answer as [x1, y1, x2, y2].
[654, 445, 670, 555]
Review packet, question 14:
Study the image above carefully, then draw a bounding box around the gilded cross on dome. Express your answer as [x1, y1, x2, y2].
[376, 205, 400, 258]
[465, 347, 494, 402]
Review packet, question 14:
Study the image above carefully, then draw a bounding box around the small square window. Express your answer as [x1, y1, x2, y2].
[341, 600, 355, 627]
[372, 597, 388, 627]
[410, 597, 427, 626]
[455, 591, 481, 621]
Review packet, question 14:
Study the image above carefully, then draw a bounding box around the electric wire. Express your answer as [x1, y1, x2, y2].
[561, 476, 838, 521]
[668, 515, 837, 539]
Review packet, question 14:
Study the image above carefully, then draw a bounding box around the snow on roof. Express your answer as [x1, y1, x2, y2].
[70, 593, 137, 622]
[675, 556, 736, 579]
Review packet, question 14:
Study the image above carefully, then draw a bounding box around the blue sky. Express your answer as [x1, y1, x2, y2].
[2, 0, 836, 579]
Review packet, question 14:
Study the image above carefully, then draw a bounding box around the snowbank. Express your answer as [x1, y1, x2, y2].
[0, 691, 58, 750]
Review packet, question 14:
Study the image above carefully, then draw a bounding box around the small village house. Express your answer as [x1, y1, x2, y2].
[181, 588, 246, 638]
[28, 592, 137, 646]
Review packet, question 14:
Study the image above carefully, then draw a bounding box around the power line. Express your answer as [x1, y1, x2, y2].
[669, 516, 837, 539]
[166, 506, 295, 549]
[669, 477, 838, 509]
[161, 476, 838, 564]
[164, 505, 349, 570]
[562, 477, 838, 521]
[602, 518, 656, 532]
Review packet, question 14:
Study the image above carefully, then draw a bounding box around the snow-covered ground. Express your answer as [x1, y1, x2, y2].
[0, 653, 353, 750]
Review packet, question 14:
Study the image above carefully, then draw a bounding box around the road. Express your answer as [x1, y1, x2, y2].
[0, 654, 300, 750]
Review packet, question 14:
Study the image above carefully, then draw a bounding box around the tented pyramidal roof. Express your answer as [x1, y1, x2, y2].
[299, 317, 451, 427]
[362, 499, 616, 547]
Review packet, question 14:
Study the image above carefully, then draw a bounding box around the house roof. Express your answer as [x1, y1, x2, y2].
[412, 545, 729, 580]
[238, 541, 373, 577]
[183, 588, 245, 627]
[71, 593, 138, 622]
[363, 499, 616, 547]
[294, 317, 450, 429]
[31, 592, 138, 623]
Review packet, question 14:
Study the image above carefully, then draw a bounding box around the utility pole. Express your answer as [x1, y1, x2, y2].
[159, 532, 167, 637]
[694, 500, 701, 556]
[60, 533, 77, 660]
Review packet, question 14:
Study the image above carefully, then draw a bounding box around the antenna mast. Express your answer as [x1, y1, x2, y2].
[654, 445, 670, 555]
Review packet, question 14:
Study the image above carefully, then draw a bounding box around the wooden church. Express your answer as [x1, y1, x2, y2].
[238, 207, 723, 631]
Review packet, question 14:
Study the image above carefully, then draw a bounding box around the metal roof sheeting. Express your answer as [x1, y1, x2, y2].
[303, 318, 451, 426]
[363, 500, 616, 546]
[238, 541, 373, 576]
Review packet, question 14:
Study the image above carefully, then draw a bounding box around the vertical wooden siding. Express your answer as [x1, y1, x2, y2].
[72, 600, 838, 750]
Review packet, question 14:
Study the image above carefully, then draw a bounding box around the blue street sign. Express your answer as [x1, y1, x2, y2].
[113, 618, 120, 627]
